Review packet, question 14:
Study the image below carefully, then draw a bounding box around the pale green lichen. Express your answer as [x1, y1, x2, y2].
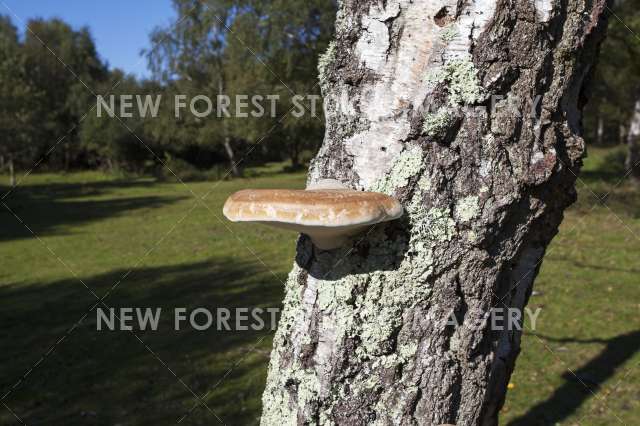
[371, 146, 423, 194]
[272, 265, 304, 330]
[454, 195, 480, 222]
[417, 174, 431, 192]
[363, 194, 444, 301]
[319, 410, 333, 425]
[263, 366, 320, 426]
[440, 25, 458, 44]
[398, 341, 418, 359]
[360, 306, 401, 355]
[261, 357, 298, 425]
[422, 108, 454, 137]
[425, 207, 456, 242]
[407, 195, 456, 243]
[291, 368, 320, 407]
[425, 68, 448, 89]
[364, 374, 380, 389]
[375, 353, 400, 369]
[422, 58, 485, 137]
[427, 58, 486, 106]
[318, 41, 336, 88]
[317, 278, 354, 311]
[446, 59, 485, 105]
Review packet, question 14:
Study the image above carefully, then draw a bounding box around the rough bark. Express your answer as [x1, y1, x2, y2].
[261, 0, 609, 424]
[626, 97, 640, 182]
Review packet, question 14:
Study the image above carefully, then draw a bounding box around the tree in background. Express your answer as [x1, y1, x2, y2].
[146, 0, 238, 175]
[145, 0, 335, 174]
[22, 18, 108, 171]
[626, 94, 640, 181]
[0, 4, 336, 179]
[0, 16, 43, 185]
[79, 70, 153, 172]
[585, 0, 640, 180]
[222, 0, 334, 169]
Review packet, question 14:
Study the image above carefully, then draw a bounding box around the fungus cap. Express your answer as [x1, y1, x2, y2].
[223, 185, 403, 249]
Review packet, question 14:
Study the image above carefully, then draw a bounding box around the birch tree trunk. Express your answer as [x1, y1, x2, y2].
[8, 154, 15, 187]
[626, 97, 640, 182]
[223, 137, 241, 177]
[620, 122, 627, 146]
[261, 0, 609, 424]
[596, 114, 604, 145]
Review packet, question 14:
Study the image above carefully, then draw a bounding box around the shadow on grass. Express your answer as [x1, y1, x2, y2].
[1, 177, 160, 201]
[0, 179, 185, 242]
[0, 257, 285, 425]
[548, 255, 640, 275]
[507, 330, 640, 425]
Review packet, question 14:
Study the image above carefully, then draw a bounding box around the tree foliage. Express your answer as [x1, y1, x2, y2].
[0, 16, 43, 182]
[585, 0, 640, 144]
[0, 2, 336, 178]
[145, 0, 336, 169]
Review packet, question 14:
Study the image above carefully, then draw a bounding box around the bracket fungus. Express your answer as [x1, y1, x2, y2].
[222, 179, 403, 250]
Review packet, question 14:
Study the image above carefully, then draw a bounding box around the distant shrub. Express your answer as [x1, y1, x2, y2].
[154, 153, 228, 182]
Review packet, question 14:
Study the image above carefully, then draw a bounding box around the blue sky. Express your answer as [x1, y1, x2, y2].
[0, 0, 176, 78]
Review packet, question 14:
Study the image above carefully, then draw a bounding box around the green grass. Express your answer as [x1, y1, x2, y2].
[0, 150, 638, 425]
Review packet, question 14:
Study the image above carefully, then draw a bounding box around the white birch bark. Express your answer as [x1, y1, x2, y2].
[626, 97, 640, 181]
[261, 0, 610, 424]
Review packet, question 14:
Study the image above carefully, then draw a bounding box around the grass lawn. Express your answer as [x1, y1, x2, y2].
[1, 149, 638, 425]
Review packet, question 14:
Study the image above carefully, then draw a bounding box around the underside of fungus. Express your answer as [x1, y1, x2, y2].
[223, 179, 403, 249]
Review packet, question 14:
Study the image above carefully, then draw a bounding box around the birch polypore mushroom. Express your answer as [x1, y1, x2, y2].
[222, 180, 403, 249]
